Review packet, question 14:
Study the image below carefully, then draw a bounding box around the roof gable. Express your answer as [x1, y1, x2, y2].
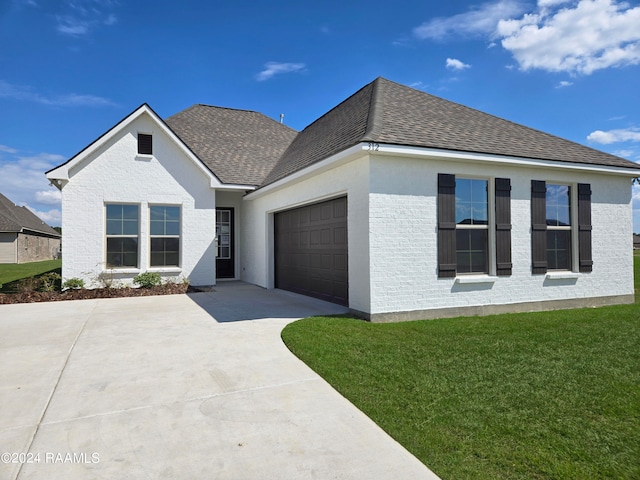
[165, 105, 298, 186]
[261, 77, 639, 187]
[0, 193, 60, 236]
[46, 104, 222, 188]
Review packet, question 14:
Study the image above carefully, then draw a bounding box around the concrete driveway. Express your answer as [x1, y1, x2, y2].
[1, 283, 439, 479]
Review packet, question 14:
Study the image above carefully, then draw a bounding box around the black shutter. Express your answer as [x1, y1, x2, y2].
[495, 178, 512, 276]
[438, 174, 456, 278]
[578, 183, 593, 273]
[531, 180, 547, 274]
[138, 133, 153, 155]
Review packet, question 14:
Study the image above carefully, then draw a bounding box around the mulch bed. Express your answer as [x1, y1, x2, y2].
[0, 283, 196, 304]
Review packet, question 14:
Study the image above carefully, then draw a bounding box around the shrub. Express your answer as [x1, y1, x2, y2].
[38, 272, 61, 292]
[133, 272, 162, 288]
[63, 277, 85, 290]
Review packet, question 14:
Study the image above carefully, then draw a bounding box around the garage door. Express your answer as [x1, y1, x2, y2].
[275, 197, 348, 305]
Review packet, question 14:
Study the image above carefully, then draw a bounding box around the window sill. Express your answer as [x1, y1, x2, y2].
[147, 267, 182, 273]
[102, 268, 140, 274]
[455, 275, 498, 285]
[135, 154, 153, 161]
[545, 272, 579, 280]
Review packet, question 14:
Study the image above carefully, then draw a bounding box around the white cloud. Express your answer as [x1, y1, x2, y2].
[413, 0, 527, 40]
[408, 81, 429, 90]
[256, 62, 306, 81]
[612, 149, 637, 159]
[446, 58, 471, 70]
[0, 151, 64, 226]
[556, 80, 573, 88]
[54, 0, 118, 37]
[35, 189, 62, 205]
[24, 205, 61, 226]
[56, 16, 89, 35]
[0, 80, 116, 107]
[587, 128, 640, 144]
[413, 0, 640, 76]
[538, 0, 573, 7]
[0, 144, 18, 154]
[498, 0, 640, 75]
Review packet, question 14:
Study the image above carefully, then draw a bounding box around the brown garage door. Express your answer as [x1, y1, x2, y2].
[275, 197, 348, 305]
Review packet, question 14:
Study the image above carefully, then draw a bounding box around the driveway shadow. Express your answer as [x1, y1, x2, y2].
[186, 281, 349, 322]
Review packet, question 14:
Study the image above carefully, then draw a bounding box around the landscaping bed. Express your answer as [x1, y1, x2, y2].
[0, 282, 193, 304]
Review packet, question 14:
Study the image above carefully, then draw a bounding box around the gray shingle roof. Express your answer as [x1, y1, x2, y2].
[261, 77, 639, 187]
[165, 105, 298, 186]
[0, 193, 60, 236]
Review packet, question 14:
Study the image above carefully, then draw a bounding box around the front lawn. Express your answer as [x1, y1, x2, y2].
[282, 257, 640, 479]
[0, 260, 61, 287]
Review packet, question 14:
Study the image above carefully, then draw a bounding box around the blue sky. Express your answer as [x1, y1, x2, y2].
[1, 0, 639, 230]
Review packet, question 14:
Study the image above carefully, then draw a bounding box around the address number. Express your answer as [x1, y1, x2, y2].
[367, 142, 380, 151]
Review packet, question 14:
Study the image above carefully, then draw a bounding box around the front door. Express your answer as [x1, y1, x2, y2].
[216, 208, 234, 278]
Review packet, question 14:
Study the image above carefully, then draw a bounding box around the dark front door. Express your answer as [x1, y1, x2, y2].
[216, 208, 234, 279]
[275, 197, 348, 305]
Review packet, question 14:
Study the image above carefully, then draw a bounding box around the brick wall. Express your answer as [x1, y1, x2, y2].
[16, 233, 61, 263]
[60, 112, 217, 287]
[367, 154, 634, 316]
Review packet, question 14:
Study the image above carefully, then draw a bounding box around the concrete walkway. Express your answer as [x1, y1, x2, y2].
[0, 283, 440, 479]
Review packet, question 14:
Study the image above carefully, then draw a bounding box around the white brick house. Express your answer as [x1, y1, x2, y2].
[46, 78, 640, 321]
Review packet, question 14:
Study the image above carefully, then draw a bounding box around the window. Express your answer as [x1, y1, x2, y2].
[216, 209, 231, 259]
[455, 178, 489, 274]
[106, 204, 139, 268]
[150, 206, 180, 267]
[531, 181, 592, 274]
[438, 174, 512, 278]
[546, 184, 571, 270]
[138, 133, 152, 155]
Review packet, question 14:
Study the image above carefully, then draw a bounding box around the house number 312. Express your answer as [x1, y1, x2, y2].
[367, 142, 380, 151]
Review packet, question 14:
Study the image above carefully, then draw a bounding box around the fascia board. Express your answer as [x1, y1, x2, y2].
[377, 144, 640, 177]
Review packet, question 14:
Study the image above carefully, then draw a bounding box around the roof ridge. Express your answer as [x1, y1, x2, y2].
[362, 77, 384, 141]
[168, 104, 297, 132]
[192, 104, 262, 114]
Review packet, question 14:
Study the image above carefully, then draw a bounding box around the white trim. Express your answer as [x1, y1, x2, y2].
[244, 145, 364, 200]
[246, 141, 639, 200]
[46, 104, 223, 189]
[102, 268, 141, 274]
[376, 144, 640, 177]
[147, 267, 182, 274]
[266, 190, 349, 215]
[545, 272, 580, 280]
[217, 184, 256, 191]
[455, 275, 498, 284]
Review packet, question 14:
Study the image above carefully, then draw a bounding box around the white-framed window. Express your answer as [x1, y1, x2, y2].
[531, 180, 592, 275]
[455, 178, 491, 274]
[546, 184, 572, 270]
[439, 175, 511, 279]
[149, 205, 180, 267]
[106, 204, 139, 268]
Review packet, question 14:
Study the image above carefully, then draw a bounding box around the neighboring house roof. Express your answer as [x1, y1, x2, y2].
[0, 193, 60, 237]
[165, 105, 298, 186]
[262, 77, 639, 187]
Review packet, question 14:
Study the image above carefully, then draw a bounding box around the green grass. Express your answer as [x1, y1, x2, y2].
[282, 257, 640, 479]
[0, 260, 62, 287]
